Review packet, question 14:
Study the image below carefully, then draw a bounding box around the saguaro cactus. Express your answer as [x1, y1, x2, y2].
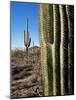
[24, 18, 31, 57]
[39, 4, 74, 96]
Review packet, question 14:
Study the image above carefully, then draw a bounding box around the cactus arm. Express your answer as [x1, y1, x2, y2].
[28, 37, 31, 47]
[24, 30, 26, 46]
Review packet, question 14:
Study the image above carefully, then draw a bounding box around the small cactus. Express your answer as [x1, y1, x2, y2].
[32, 41, 35, 63]
[33, 41, 34, 48]
[24, 17, 31, 57]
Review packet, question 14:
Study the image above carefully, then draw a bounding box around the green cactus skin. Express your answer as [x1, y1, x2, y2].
[47, 43, 53, 96]
[59, 5, 68, 95]
[47, 5, 53, 96]
[39, 4, 49, 96]
[47, 5, 61, 96]
[52, 5, 60, 96]
[66, 5, 74, 94]
[24, 18, 31, 57]
[39, 4, 74, 96]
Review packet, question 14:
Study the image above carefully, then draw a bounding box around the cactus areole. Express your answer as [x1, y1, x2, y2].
[24, 18, 31, 56]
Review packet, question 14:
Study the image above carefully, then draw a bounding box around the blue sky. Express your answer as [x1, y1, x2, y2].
[11, 2, 39, 49]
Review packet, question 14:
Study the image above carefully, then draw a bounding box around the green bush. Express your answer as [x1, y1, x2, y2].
[12, 49, 24, 58]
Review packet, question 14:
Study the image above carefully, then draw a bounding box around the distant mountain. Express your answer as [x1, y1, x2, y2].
[30, 46, 40, 49]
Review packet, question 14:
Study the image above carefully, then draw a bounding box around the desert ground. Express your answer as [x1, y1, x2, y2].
[11, 46, 43, 98]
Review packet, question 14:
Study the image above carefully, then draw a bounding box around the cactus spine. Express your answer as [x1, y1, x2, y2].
[24, 18, 31, 57]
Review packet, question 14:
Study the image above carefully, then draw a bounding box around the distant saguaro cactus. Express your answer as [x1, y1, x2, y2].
[24, 18, 31, 57]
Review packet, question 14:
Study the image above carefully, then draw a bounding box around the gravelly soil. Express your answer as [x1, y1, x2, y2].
[11, 47, 43, 98]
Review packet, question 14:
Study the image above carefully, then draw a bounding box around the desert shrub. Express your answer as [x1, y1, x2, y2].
[12, 49, 24, 58]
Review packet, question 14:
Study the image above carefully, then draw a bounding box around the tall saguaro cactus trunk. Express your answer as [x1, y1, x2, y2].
[39, 4, 74, 96]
